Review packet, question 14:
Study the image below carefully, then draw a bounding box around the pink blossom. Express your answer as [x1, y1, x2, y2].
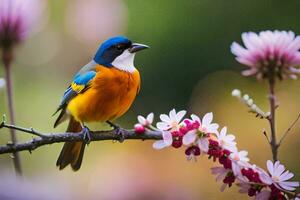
[190, 113, 219, 134]
[149, 110, 299, 199]
[211, 167, 233, 192]
[229, 150, 250, 177]
[134, 113, 154, 134]
[182, 113, 219, 153]
[231, 30, 300, 79]
[183, 130, 209, 152]
[0, 0, 47, 48]
[156, 109, 186, 131]
[137, 113, 154, 127]
[266, 160, 299, 191]
[215, 127, 237, 152]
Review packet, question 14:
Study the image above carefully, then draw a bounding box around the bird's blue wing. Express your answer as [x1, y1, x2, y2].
[53, 61, 98, 127]
[53, 60, 97, 116]
[59, 71, 97, 107]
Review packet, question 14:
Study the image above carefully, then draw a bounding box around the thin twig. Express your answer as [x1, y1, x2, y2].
[278, 113, 300, 146]
[262, 129, 270, 143]
[0, 122, 162, 154]
[0, 122, 49, 138]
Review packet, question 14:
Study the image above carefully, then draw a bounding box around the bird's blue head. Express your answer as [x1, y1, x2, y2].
[93, 36, 149, 67]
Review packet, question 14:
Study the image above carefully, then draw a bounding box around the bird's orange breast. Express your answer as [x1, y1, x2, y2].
[67, 65, 140, 123]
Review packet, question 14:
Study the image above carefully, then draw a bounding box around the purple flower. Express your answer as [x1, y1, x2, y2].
[231, 30, 300, 80]
[0, 0, 47, 48]
[265, 160, 299, 191]
[211, 167, 232, 192]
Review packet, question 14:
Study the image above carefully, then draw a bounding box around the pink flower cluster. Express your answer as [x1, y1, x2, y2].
[135, 109, 299, 200]
[231, 30, 300, 80]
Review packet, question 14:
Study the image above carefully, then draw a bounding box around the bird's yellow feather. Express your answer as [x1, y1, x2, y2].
[67, 65, 140, 123]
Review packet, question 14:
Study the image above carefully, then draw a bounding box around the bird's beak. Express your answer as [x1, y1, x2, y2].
[129, 43, 149, 53]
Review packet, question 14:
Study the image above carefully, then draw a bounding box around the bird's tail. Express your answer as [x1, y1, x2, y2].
[56, 117, 85, 171]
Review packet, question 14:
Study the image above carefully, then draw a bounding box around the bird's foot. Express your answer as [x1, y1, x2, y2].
[106, 121, 125, 143]
[81, 126, 91, 144]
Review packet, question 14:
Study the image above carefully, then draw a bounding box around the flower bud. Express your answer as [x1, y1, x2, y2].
[231, 89, 241, 97]
[134, 124, 145, 134]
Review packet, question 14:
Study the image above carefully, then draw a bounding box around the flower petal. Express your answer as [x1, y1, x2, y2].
[274, 162, 285, 177]
[279, 171, 294, 181]
[267, 160, 274, 176]
[239, 151, 249, 162]
[198, 138, 209, 152]
[137, 115, 146, 125]
[220, 127, 227, 136]
[162, 131, 173, 146]
[207, 123, 219, 133]
[156, 122, 169, 131]
[182, 131, 197, 145]
[255, 190, 271, 200]
[169, 109, 177, 121]
[160, 114, 171, 123]
[231, 162, 242, 176]
[146, 113, 154, 124]
[259, 172, 273, 185]
[191, 114, 201, 123]
[202, 112, 213, 127]
[152, 140, 167, 149]
[176, 110, 187, 122]
[277, 181, 299, 191]
[220, 184, 227, 192]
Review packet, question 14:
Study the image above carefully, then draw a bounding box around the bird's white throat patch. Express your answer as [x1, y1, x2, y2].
[112, 49, 136, 73]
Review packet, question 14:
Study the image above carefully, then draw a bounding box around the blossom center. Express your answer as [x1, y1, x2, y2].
[233, 155, 240, 161]
[273, 176, 280, 182]
[170, 120, 179, 130]
[220, 139, 226, 146]
[199, 127, 207, 133]
[196, 129, 206, 138]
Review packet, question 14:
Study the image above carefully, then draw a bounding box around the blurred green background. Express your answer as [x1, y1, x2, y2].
[0, 0, 300, 199]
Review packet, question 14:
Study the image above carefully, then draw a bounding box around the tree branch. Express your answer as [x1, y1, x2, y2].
[0, 121, 162, 154]
[278, 113, 300, 146]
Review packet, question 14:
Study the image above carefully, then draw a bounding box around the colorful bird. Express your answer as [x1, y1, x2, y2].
[53, 36, 149, 171]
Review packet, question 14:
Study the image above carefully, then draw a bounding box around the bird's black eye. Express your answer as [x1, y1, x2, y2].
[116, 45, 123, 50]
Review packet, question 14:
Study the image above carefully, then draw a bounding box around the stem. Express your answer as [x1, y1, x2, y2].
[268, 77, 278, 161]
[2, 48, 22, 176]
